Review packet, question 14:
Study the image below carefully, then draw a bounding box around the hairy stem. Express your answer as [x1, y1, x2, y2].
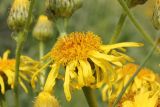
[83, 87, 99, 107]
[14, 0, 35, 107]
[14, 32, 25, 107]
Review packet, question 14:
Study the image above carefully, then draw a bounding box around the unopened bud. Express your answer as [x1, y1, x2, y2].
[46, 0, 83, 19]
[33, 15, 53, 41]
[34, 91, 60, 107]
[152, 0, 160, 30]
[7, 0, 30, 31]
[128, 0, 148, 8]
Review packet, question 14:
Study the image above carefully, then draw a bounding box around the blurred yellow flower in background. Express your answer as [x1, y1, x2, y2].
[102, 63, 160, 106]
[116, 63, 156, 92]
[32, 32, 143, 101]
[0, 50, 39, 94]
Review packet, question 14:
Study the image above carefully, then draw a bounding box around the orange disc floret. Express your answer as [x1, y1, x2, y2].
[51, 32, 102, 64]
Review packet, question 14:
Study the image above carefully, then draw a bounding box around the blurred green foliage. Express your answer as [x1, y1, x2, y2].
[0, 0, 159, 107]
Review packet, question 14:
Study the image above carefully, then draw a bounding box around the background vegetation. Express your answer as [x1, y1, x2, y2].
[0, 0, 159, 107]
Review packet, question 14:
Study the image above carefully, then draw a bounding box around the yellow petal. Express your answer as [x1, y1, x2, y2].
[123, 75, 131, 86]
[64, 66, 71, 101]
[95, 65, 100, 83]
[105, 62, 116, 82]
[31, 60, 52, 89]
[111, 50, 134, 62]
[44, 63, 59, 92]
[89, 57, 107, 73]
[100, 42, 143, 51]
[89, 50, 122, 66]
[79, 60, 95, 85]
[19, 78, 28, 93]
[3, 69, 14, 85]
[89, 57, 112, 87]
[41, 52, 52, 61]
[90, 50, 122, 61]
[67, 60, 78, 79]
[133, 77, 142, 90]
[2, 50, 10, 60]
[90, 56, 116, 85]
[127, 91, 160, 107]
[19, 72, 30, 82]
[102, 85, 109, 101]
[77, 65, 85, 86]
[0, 76, 5, 94]
[148, 91, 159, 107]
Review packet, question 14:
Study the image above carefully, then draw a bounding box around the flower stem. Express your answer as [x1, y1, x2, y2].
[13, 0, 35, 107]
[0, 94, 6, 107]
[82, 87, 98, 107]
[39, 41, 45, 88]
[112, 41, 158, 107]
[14, 32, 25, 107]
[117, 0, 154, 45]
[109, 13, 127, 44]
[39, 41, 44, 59]
[56, 18, 67, 37]
[109, 0, 131, 44]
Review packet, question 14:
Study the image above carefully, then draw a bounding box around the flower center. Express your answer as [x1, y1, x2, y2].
[51, 32, 102, 64]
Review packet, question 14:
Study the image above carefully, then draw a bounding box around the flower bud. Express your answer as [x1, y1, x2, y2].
[7, 0, 30, 31]
[128, 0, 148, 8]
[33, 15, 53, 41]
[46, 0, 83, 19]
[34, 91, 60, 107]
[152, 0, 160, 30]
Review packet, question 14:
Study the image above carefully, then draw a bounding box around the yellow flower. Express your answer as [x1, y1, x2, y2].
[122, 90, 159, 107]
[32, 32, 142, 101]
[0, 50, 39, 94]
[34, 91, 60, 107]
